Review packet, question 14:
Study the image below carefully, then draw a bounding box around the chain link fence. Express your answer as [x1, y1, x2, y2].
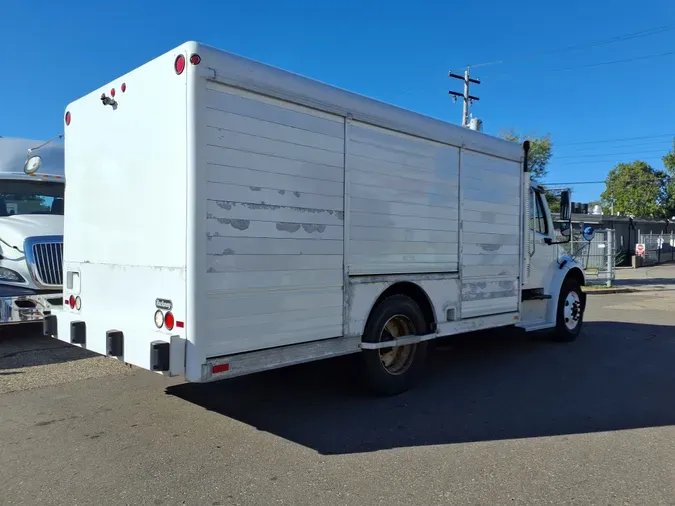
[636, 232, 675, 266]
[559, 228, 616, 286]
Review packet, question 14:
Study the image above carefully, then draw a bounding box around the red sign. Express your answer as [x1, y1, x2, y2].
[635, 243, 645, 256]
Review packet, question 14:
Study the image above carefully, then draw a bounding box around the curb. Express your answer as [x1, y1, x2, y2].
[582, 287, 638, 295]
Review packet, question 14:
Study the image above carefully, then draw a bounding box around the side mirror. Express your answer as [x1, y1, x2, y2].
[582, 225, 595, 242]
[24, 154, 42, 175]
[559, 222, 571, 237]
[560, 190, 571, 221]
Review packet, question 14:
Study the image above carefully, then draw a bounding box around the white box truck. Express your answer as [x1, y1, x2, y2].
[44, 41, 594, 394]
[1, 136, 65, 326]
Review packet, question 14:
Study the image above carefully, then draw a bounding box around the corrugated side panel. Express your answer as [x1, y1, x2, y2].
[460, 151, 522, 318]
[201, 82, 345, 356]
[346, 121, 460, 275]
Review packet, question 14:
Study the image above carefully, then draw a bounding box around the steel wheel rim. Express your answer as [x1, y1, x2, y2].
[378, 314, 417, 375]
[563, 290, 582, 330]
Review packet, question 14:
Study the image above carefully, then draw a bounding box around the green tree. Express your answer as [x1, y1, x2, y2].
[600, 161, 670, 218]
[500, 130, 552, 182]
[662, 137, 675, 217]
[501, 130, 560, 212]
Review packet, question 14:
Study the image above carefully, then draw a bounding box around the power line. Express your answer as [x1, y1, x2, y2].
[556, 148, 670, 160]
[555, 156, 665, 166]
[561, 140, 675, 153]
[466, 24, 674, 68]
[545, 50, 674, 73]
[556, 133, 675, 147]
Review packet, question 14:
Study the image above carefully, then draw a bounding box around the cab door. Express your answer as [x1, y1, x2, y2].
[525, 188, 556, 290]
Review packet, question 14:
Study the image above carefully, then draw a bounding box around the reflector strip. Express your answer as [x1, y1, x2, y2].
[212, 363, 230, 374]
[176, 321, 184, 328]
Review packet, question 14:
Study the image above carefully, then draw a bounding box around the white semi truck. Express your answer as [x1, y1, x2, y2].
[44, 42, 594, 394]
[0, 136, 65, 327]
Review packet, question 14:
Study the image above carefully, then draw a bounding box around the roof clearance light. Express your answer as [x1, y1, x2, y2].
[154, 310, 164, 329]
[189, 54, 201, 65]
[65, 111, 71, 126]
[110, 88, 116, 97]
[174, 54, 186, 75]
[164, 311, 175, 331]
[121, 83, 126, 93]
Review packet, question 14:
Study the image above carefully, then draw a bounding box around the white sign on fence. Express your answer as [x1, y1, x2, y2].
[635, 243, 645, 256]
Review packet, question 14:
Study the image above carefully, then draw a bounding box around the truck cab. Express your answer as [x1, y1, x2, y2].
[0, 137, 65, 326]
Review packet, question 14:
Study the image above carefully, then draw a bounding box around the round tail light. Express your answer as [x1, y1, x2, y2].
[174, 55, 186, 75]
[69, 295, 75, 308]
[164, 311, 175, 330]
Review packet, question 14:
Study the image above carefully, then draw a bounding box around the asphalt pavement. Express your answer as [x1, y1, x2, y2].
[1, 285, 674, 505]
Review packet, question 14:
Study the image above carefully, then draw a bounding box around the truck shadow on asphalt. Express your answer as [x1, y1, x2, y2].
[167, 321, 675, 455]
[0, 323, 96, 370]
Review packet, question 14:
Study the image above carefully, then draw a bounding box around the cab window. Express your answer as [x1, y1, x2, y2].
[530, 190, 548, 235]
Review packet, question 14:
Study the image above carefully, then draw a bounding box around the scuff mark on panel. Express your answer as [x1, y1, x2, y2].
[462, 289, 518, 301]
[215, 217, 250, 230]
[335, 211, 344, 220]
[207, 267, 217, 273]
[216, 200, 335, 215]
[302, 223, 326, 234]
[276, 222, 302, 233]
[499, 280, 515, 290]
[479, 243, 501, 252]
[215, 248, 235, 256]
[293, 191, 301, 198]
[278, 190, 286, 195]
[250, 186, 262, 191]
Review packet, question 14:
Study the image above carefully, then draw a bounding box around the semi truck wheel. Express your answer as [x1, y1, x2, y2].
[552, 278, 584, 342]
[360, 294, 428, 396]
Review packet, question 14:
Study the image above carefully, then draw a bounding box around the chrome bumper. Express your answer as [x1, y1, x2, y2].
[0, 291, 63, 325]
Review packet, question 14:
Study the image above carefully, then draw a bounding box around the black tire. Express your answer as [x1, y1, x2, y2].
[360, 294, 429, 396]
[551, 278, 585, 342]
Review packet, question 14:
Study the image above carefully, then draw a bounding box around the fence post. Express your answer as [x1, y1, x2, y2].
[606, 230, 612, 287]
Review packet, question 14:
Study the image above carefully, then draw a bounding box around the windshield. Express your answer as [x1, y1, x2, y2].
[0, 180, 64, 217]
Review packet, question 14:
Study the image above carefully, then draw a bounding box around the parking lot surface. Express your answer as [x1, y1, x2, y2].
[1, 286, 674, 505]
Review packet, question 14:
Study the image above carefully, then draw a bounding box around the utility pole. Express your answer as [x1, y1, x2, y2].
[448, 68, 480, 127]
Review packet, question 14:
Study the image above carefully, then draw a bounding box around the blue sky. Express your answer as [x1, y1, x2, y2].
[2, 0, 674, 202]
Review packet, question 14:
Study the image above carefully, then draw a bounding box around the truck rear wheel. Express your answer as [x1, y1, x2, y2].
[360, 294, 428, 396]
[552, 278, 585, 342]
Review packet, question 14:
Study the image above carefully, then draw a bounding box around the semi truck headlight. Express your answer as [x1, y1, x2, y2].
[0, 267, 25, 282]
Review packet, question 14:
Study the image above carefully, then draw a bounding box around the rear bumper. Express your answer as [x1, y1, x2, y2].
[44, 312, 183, 377]
[0, 290, 63, 325]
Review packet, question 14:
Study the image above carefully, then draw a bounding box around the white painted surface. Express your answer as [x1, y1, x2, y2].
[459, 150, 523, 318]
[57, 46, 188, 373]
[346, 121, 460, 275]
[201, 81, 344, 357]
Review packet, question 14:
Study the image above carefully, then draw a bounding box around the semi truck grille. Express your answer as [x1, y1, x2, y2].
[24, 236, 64, 288]
[33, 242, 63, 286]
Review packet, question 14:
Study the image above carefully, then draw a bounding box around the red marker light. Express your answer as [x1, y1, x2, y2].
[65, 111, 71, 126]
[176, 321, 184, 328]
[69, 295, 75, 308]
[174, 55, 185, 75]
[212, 363, 230, 374]
[110, 88, 116, 97]
[189, 54, 201, 65]
[164, 311, 175, 330]
[121, 83, 126, 92]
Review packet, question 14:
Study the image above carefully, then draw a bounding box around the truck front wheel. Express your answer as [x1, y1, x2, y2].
[360, 294, 428, 396]
[552, 278, 585, 342]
